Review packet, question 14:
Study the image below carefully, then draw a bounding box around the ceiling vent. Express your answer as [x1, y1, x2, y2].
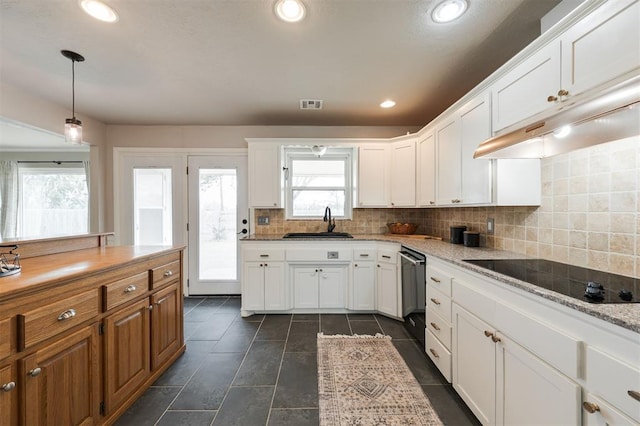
[300, 99, 323, 110]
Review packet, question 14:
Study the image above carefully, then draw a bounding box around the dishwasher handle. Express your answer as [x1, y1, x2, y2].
[399, 251, 425, 265]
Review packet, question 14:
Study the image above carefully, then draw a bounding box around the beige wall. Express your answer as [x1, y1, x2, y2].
[256, 136, 639, 278]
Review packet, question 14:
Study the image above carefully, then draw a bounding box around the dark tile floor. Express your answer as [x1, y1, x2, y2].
[116, 297, 480, 426]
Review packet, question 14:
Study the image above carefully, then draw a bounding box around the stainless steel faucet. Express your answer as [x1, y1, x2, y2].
[323, 206, 335, 232]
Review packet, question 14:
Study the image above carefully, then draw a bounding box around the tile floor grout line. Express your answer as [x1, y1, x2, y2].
[209, 312, 267, 426]
[265, 315, 294, 426]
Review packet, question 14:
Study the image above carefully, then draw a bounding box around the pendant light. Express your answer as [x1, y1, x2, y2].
[61, 50, 85, 144]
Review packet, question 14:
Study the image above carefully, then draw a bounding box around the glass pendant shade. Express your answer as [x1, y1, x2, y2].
[65, 117, 83, 144]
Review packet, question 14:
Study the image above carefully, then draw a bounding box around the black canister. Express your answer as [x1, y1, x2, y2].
[463, 231, 480, 247]
[450, 226, 467, 244]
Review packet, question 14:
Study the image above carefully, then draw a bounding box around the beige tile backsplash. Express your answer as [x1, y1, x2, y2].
[254, 137, 639, 278]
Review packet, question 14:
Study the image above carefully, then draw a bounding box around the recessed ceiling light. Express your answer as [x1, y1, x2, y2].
[79, 0, 119, 23]
[380, 100, 396, 108]
[432, 0, 467, 23]
[274, 0, 306, 23]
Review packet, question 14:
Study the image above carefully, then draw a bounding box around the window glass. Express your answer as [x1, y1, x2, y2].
[134, 168, 172, 245]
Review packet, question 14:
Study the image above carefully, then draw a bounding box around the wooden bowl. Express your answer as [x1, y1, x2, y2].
[386, 222, 419, 235]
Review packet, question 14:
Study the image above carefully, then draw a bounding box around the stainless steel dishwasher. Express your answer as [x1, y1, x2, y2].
[399, 246, 426, 347]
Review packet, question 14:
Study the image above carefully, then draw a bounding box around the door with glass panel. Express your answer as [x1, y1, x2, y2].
[187, 155, 247, 295]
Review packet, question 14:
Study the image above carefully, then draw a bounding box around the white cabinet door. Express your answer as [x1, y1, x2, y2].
[358, 145, 390, 207]
[561, 0, 640, 98]
[319, 267, 347, 308]
[390, 139, 416, 207]
[242, 262, 265, 311]
[352, 262, 375, 310]
[492, 41, 561, 133]
[417, 132, 436, 207]
[376, 261, 398, 317]
[460, 94, 492, 205]
[452, 304, 496, 426]
[293, 267, 319, 308]
[248, 144, 281, 208]
[496, 334, 581, 426]
[436, 116, 461, 205]
[264, 263, 288, 310]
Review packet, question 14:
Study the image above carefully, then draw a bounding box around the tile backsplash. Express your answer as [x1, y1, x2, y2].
[254, 137, 639, 278]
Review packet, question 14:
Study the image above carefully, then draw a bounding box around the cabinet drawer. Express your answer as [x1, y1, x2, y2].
[426, 311, 452, 350]
[427, 286, 451, 323]
[353, 249, 376, 260]
[586, 346, 640, 422]
[17, 289, 99, 350]
[426, 265, 452, 296]
[244, 249, 285, 262]
[426, 329, 452, 382]
[583, 393, 639, 426]
[151, 260, 180, 289]
[103, 272, 149, 311]
[377, 250, 397, 263]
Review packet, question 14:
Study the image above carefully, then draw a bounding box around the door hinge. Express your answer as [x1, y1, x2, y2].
[98, 323, 104, 335]
[100, 401, 105, 415]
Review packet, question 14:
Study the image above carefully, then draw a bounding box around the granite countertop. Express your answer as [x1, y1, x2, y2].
[242, 234, 640, 334]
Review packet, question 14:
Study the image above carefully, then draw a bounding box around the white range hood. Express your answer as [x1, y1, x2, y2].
[474, 73, 640, 159]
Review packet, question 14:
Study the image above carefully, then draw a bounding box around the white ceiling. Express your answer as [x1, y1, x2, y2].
[1, 0, 562, 127]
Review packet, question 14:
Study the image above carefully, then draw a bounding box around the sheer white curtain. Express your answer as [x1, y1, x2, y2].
[0, 161, 19, 240]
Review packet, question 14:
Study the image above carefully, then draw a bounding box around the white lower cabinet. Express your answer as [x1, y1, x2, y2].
[583, 393, 639, 426]
[452, 303, 580, 426]
[242, 262, 287, 311]
[292, 266, 347, 309]
[376, 248, 399, 317]
[351, 261, 375, 311]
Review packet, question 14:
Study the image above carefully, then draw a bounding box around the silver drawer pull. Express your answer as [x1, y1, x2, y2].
[57, 309, 76, 321]
[430, 277, 441, 283]
[628, 390, 640, 402]
[29, 368, 42, 377]
[430, 298, 441, 305]
[124, 284, 137, 293]
[430, 322, 441, 331]
[359, 254, 369, 257]
[163, 270, 173, 277]
[1, 382, 16, 392]
[382, 255, 391, 259]
[429, 349, 440, 359]
[259, 254, 269, 258]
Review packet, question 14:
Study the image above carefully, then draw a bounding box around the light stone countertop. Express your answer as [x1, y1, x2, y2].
[242, 234, 640, 334]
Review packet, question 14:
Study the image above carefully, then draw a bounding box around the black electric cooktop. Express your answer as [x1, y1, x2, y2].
[463, 259, 639, 304]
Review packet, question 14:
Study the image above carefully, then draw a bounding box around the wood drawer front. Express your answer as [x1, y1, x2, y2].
[104, 272, 149, 311]
[586, 346, 640, 422]
[426, 265, 452, 296]
[18, 289, 99, 350]
[0, 318, 12, 360]
[151, 260, 180, 290]
[426, 329, 452, 383]
[427, 286, 451, 323]
[244, 249, 285, 262]
[426, 311, 452, 350]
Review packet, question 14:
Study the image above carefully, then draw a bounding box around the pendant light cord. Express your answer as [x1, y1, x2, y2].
[71, 59, 76, 119]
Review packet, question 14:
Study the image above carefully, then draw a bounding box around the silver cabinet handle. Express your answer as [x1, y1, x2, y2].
[29, 368, 42, 377]
[163, 270, 173, 277]
[57, 309, 76, 321]
[124, 284, 137, 293]
[430, 298, 440, 305]
[359, 254, 369, 257]
[451, 199, 461, 203]
[148, 305, 153, 311]
[1, 382, 16, 392]
[628, 390, 640, 402]
[582, 401, 600, 414]
[429, 349, 439, 358]
[429, 201, 435, 205]
[260, 254, 269, 258]
[382, 255, 391, 259]
[430, 277, 441, 283]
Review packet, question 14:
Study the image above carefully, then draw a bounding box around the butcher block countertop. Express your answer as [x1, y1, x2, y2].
[243, 234, 640, 334]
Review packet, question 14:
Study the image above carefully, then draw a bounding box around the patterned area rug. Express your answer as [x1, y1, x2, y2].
[317, 333, 443, 426]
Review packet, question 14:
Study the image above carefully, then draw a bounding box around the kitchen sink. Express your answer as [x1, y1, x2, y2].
[283, 232, 353, 238]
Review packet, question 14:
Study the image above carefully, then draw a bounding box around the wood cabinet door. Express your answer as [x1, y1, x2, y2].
[104, 298, 150, 414]
[452, 304, 496, 425]
[151, 282, 183, 370]
[21, 324, 100, 426]
[0, 362, 18, 426]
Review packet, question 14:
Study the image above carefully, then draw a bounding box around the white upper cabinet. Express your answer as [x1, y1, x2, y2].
[436, 116, 461, 205]
[390, 139, 416, 207]
[560, 0, 640, 96]
[248, 144, 281, 208]
[417, 132, 436, 207]
[491, 42, 561, 133]
[357, 145, 390, 207]
[459, 94, 492, 205]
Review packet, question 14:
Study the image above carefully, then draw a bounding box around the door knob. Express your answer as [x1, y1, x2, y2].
[242, 219, 248, 224]
[29, 368, 42, 377]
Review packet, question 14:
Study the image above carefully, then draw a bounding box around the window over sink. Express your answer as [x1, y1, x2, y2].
[284, 147, 353, 220]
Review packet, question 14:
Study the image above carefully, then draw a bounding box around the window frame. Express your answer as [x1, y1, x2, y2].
[284, 147, 353, 220]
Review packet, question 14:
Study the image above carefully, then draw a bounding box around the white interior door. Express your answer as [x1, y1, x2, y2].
[187, 155, 248, 295]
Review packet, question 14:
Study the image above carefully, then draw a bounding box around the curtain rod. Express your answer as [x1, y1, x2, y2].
[17, 160, 84, 164]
